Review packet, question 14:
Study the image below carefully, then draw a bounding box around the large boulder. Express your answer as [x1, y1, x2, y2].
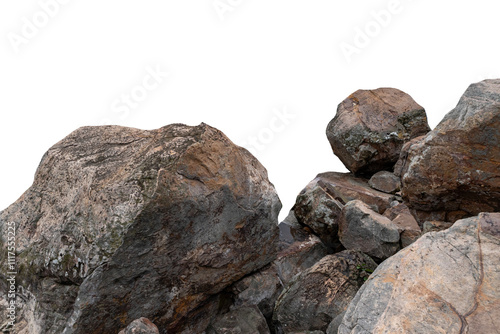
[273, 251, 377, 333]
[339, 212, 500, 334]
[293, 172, 396, 250]
[339, 200, 400, 261]
[401, 79, 500, 214]
[0, 123, 281, 334]
[326, 88, 430, 175]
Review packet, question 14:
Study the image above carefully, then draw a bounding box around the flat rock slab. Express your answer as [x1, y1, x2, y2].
[0, 123, 281, 334]
[339, 212, 500, 334]
[326, 87, 430, 175]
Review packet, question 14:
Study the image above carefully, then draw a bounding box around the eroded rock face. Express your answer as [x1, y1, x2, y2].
[207, 306, 271, 334]
[401, 79, 500, 214]
[118, 318, 159, 334]
[339, 212, 500, 334]
[326, 88, 430, 175]
[0, 123, 281, 334]
[273, 251, 377, 334]
[293, 172, 396, 250]
[339, 200, 400, 261]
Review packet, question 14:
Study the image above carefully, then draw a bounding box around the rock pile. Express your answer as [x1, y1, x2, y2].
[0, 79, 498, 333]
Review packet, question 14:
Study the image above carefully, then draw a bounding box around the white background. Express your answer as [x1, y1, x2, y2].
[1, 0, 499, 221]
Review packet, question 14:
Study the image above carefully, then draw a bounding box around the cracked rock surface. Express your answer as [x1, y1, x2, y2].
[0, 123, 281, 334]
[339, 212, 500, 334]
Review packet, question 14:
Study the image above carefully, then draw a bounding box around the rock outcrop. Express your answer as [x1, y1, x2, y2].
[0, 123, 281, 334]
[326, 88, 431, 175]
[400, 79, 500, 215]
[339, 212, 500, 334]
[273, 251, 377, 333]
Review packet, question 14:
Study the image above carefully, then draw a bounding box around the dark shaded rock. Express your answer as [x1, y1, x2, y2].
[326, 312, 346, 334]
[229, 264, 282, 322]
[273, 251, 377, 333]
[326, 88, 430, 175]
[401, 79, 500, 215]
[0, 123, 281, 334]
[422, 221, 453, 234]
[293, 172, 396, 250]
[275, 228, 328, 286]
[409, 209, 447, 227]
[368, 171, 400, 194]
[118, 318, 159, 334]
[207, 306, 271, 334]
[339, 213, 500, 334]
[339, 200, 400, 261]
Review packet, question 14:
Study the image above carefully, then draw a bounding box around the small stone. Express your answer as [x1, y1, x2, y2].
[368, 171, 401, 194]
[118, 318, 159, 334]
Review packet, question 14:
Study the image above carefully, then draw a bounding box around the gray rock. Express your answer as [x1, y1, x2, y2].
[326, 311, 346, 334]
[326, 88, 430, 175]
[207, 306, 271, 334]
[0, 123, 281, 334]
[422, 220, 453, 234]
[118, 318, 159, 334]
[339, 212, 500, 334]
[273, 251, 377, 333]
[401, 79, 500, 214]
[368, 171, 401, 194]
[339, 200, 400, 260]
[294, 172, 396, 250]
[229, 264, 283, 321]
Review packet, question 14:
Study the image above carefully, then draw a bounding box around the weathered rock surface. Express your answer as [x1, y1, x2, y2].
[207, 306, 271, 334]
[401, 79, 500, 214]
[273, 251, 377, 333]
[326, 88, 430, 175]
[368, 171, 400, 194]
[0, 123, 281, 334]
[229, 264, 283, 322]
[276, 222, 329, 285]
[339, 200, 400, 260]
[422, 220, 453, 234]
[339, 212, 500, 334]
[293, 172, 396, 250]
[118, 318, 159, 334]
[383, 203, 421, 247]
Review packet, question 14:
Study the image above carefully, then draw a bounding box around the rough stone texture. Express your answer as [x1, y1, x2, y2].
[326, 88, 430, 175]
[339, 212, 500, 334]
[118, 318, 159, 334]
[422, 221, 454, 234]
[339, 200, 400, 260]
[401, 79, 500, 214]
[229, 264, 283, 322]
[383, 203, 421, 248]
[326, 312, 346, 334]
[0, 123, 281, 334]
[368, 171, 401, 194]
[207, 306, 271, 334]
[273, 251, 377, 333]
[293, 172, 396, 250]
[276, 223, 329, 285]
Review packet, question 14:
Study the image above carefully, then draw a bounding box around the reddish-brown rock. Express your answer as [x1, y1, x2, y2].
[326, 88, 430, 175]
[401, 79, 500, 214]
